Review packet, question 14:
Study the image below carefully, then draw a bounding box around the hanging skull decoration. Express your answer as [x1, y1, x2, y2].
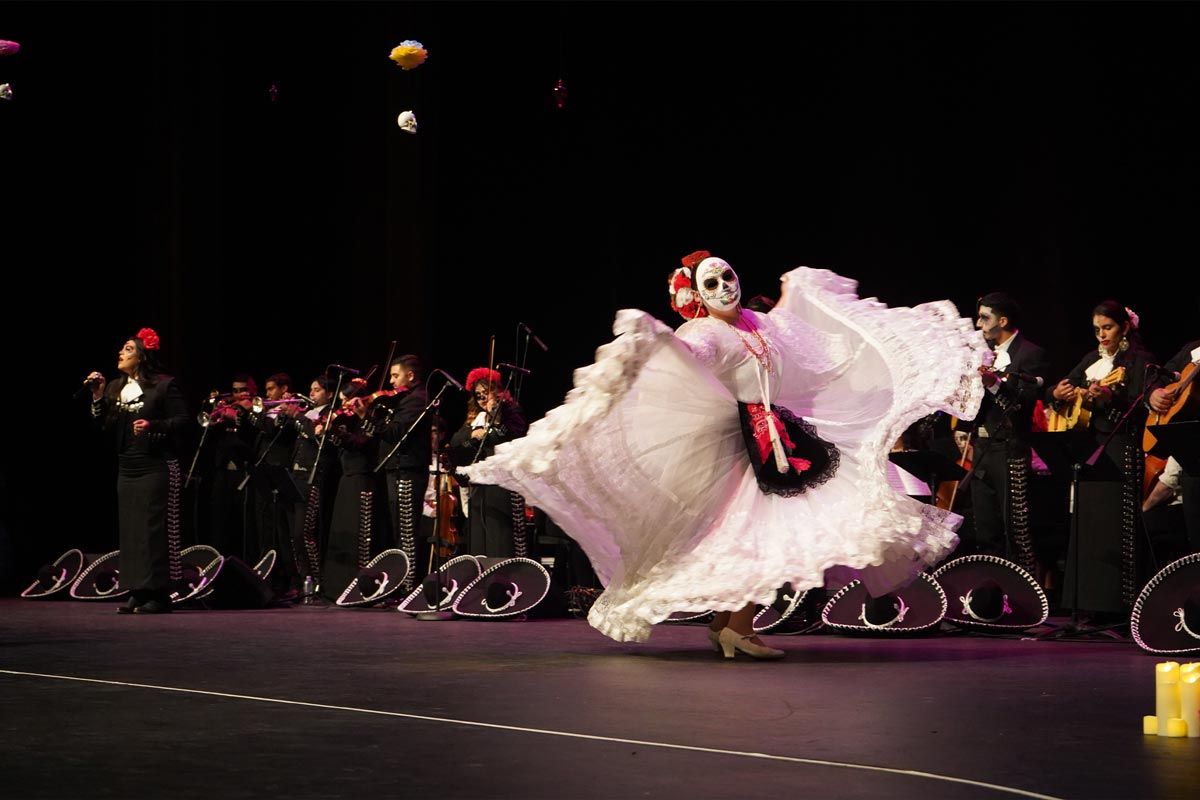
[695, 256, 741, 312]
[397, 110, 418, 134]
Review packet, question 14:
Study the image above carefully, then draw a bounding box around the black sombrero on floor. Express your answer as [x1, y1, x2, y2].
[452, 557, 551, 619]
[931, 555, 1049, 631]
[1131, 553, 1200, 656]
[68, 550, 128, 601]
[821, 573, 947, 634]
[753, 583, 826, 635]
[336, 549, 411, 607]
[21, 549, 87, 599]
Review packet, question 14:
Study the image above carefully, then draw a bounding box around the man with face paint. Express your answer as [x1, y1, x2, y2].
[463, 250, 990, 657]
[968, 293, 1051, 571]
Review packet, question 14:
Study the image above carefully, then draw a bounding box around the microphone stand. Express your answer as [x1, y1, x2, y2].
[1039, 372, 1153, 642]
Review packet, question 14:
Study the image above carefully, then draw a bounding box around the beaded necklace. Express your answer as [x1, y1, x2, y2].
[732, 320, 773, 374]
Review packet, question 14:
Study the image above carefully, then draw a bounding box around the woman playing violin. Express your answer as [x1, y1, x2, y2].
[449, 368, 529, 559]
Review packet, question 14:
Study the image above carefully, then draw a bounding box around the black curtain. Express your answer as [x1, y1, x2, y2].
[3, 1, 1198, 590]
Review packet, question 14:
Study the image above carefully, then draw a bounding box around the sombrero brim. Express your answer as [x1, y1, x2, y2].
[336, 549, 411, 607]
[754, 584, 826, 635]
[252, 549, 277, 581]
[932, 555, 1049, 630]
[1131, 553, 1200, 655]
[397, 555, 483, 613]
[21, 549, 86, 599]
[452, 557, 550, 618]
[68, 550, 128, 600]
[821, 573, 947, 633]
[171, 545, 225, 603]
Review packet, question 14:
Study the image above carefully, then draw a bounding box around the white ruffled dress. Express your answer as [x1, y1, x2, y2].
[461, 268, 991, 642]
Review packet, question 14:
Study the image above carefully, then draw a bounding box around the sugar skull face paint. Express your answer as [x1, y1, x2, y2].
[696, 257, 741, 313]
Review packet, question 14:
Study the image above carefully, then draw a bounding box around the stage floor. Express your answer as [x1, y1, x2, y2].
[1, 599, 1196, 799]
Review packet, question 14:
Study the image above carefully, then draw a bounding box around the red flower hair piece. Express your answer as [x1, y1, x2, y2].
[466, 367, 502, 390]
[135, 327, 161, 351]
[668, 249, 713, 320]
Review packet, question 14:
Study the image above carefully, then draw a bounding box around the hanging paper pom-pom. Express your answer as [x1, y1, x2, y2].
[0, 40, 21, 57]
[389, 40, 428, 70]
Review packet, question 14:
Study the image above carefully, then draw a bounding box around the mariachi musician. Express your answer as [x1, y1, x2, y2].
[246, 371, 304, 593]
[204, 374, 259, 561]
[319, 378, 383, 600]
[1047, 300, 1156, 614]
[1149, 335, 1200, 552]
[376, 355, 432, 590]
[283, 375, 340, 591]
[969, 293, 1051, 571]
[449, 368, 530, 559]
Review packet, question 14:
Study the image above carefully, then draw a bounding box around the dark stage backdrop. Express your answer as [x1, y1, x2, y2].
[2, 1, 1198, 590]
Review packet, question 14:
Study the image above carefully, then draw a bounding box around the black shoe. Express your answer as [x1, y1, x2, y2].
[133, 599, 172, 614]
[116, 597, 139, 614]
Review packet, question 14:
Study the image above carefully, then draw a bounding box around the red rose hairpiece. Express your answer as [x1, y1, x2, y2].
[466, 367, 502, 390]
[135, 327, 161, 351]
[681, 250, 711, 271]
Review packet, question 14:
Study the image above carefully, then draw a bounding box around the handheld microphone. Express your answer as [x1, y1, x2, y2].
[326, 363, 361, 376]
[519, 323, 549, 352]
[497, 362, 531, 375]
[434, 369, 465, 391]
[73, 376, 101, 400]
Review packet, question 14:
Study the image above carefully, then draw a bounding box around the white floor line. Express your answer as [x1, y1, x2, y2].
[0, 668, 1063, 800]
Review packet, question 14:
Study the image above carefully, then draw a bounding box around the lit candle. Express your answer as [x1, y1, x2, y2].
[1164, 718, 1188, 737]
[1181, 673, 1200, 739]
[1181, 662, 1200, 679]
[1156, 662, 1181, 736]
[1143, 715, 1158, 735]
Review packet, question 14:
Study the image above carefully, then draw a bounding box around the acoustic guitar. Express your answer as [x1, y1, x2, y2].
[1142, 360, 1199, 496]
[1046, 367, 1125, 432]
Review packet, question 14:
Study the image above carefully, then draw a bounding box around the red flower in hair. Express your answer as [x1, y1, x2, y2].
[136, 327, 161, 351]
[466, 367, 502, 390]
[681, 250, 711, 270]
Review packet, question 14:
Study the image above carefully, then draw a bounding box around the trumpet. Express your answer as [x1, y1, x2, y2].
[251, 396, 313, 414]
[197, 397, 252, 428]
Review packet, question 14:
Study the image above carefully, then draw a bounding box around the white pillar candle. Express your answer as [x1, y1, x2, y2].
[1164, 718, 1188, 737]
[1180, 673, 1200, 739]
[1156, 662, 1181, 736]
[1143, 715, 1158, 735]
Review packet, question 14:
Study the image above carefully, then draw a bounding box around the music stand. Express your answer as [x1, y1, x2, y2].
[888, 450, 968, 506]
[1146, 421, 1200, 473]
[1028, 430, 1124, 641]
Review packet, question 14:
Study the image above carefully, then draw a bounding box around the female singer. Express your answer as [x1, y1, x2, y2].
[86, 327, 189, 614]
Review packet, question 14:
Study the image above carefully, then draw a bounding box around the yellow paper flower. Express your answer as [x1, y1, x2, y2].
[389, 40, 428, 70]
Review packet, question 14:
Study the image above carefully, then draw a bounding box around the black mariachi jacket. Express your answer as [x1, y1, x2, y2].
[377, 384, 433, 472]
[93, 373, 189, 459]
[1053, 344, 1156, 436]
[448, 400, 528, 484]
[975, 333, 1051, 443]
